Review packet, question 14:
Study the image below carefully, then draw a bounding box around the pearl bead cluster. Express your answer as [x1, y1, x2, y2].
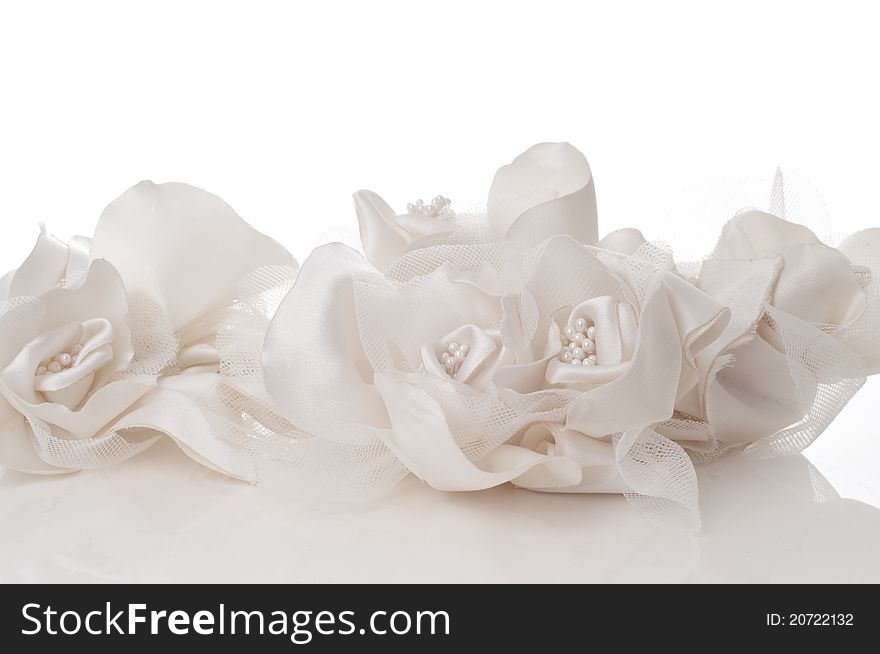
[35, 344, 82, 376]
[407, 195, 453, 218]
[438, 341, 469, 375]
[559, 318, 598, 366]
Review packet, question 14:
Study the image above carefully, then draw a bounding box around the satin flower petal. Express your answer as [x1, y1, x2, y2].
[91, 181, 294, 331]
[374, 373, 581, 491]
[488, 142, 598, 246]
[352, 190, 411, 272]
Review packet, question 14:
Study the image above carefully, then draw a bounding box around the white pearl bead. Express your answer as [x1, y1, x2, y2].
[575, 318, 587, 332]
[572, 332, 584, 343]
[571, 347, 585, 360]
[459, 344, 469, 355]
[59, 353, 72, 366]
[582, 339, 595, 354]
[583, 357, 596, 367]
[440, 352, 450, 362]
[36, 366, 47, 376]
[586, 326, 596, 340]
[447, 342, 459, 354]
[563, 326, 575, 340]
[570, 358, 583, 366]
[454, 349, 465, 360]
[48, 361, 62, 373]
[561, 350, 573, 362]
[586, 354, 597, 364]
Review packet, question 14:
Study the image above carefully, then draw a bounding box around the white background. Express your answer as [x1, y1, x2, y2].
[1, 1, 879, 582]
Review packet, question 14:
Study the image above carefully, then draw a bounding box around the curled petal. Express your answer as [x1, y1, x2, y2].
[711, 210, 821, 259]
[374, 373, 581, 491]
[599, 228, 648, 256]
[566, 282, 681, 436]
[12, 378, 155, 439]
[112, 373, 255, 479]
[7, 227, 69, 298]
[694, 257, 782, 396]
[91, 181, 294, 331]
[353, 190, 410, 271]
[706, 334, 807, 444]
[711, 211, 865, 328]
[488, 142, 598, 246]
[662, 272, 731, 400]
[517, 423, 629, 493]
[772, 244, 866, 327]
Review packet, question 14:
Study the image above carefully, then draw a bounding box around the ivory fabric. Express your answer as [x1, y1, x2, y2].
[1, 143, 877, 534]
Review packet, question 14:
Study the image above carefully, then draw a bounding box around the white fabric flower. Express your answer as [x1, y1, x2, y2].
[260, 242, 581, 492]
[709, 210, 866, 328]
[258, 234, 730, 531]
[674, 205, 871, 454]
[479, 237, 730, 531]
[0, 181, 294, 475]
[0, 231, 151, 473]
[353, 142, 598, 271]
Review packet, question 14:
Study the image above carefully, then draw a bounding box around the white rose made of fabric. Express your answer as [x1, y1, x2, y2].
[0, 181, 294, 476]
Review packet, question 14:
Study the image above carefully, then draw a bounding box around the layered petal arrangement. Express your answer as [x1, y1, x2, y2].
[2, 144, 878, 533]
[0, 182, 294, 476]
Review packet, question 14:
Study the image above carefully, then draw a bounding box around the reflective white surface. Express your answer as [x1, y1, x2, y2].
[2, 377, 879, 584]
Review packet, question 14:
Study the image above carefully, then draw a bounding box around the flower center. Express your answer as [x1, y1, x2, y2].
[30, 318, 116, 398]
[407, 195, 454, 218]
[438, 341, 470, 375]
[35, 344, 83, 376]
[559, 317, 598, 366]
